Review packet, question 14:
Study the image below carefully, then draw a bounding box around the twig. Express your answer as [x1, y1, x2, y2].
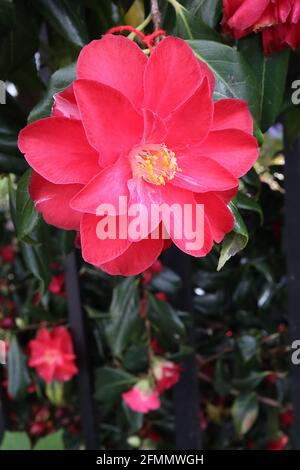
[151, 0, 161, 31]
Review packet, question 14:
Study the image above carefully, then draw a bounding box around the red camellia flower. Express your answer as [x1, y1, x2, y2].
[266, 434, 289, 450]
[222, 0, 300, 53]
[153, 358, 181, 392]
[122, 380, 160, 413]
[28, 326, 78, 384]
[280, 409, 294, 427]
[49, 274, 65, 296]
[0, 245, 14, 263]
[19, 35, 257, 276]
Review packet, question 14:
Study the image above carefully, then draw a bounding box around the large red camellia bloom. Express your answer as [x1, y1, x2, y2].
[19, 35, 258, 276]
[222, 0, 300, 53]
[28, 327, 78, 384]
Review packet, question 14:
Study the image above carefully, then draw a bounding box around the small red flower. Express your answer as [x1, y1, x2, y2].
[266, 434, 289, 450]
[19, 35, 258, 276]
[280, 409, 294, 428]
[222, 0, 300, 53]
[153, 358, 181, 392]
[0, 245, 14, 263]
[28, 326, 78, 384]
[49, 274, 65, 296]
[122, 379, 160, 413]
[155, 292, 168, 302]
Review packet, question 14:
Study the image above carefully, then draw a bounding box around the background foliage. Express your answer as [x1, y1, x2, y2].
[0, 0, 299, 450]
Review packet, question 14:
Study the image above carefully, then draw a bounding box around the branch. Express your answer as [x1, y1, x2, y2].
[151, 0, 161, 31]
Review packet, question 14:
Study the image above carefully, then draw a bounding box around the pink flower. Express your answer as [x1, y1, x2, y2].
[49, 274, 65, 296]
[222, 0, 300, 54]
[122, 380, 160, 413]
[19, 35, 258, 276]
[153, 358, 181, 392]
[266, 434, 289, 450]
[28, 326, 78, 384]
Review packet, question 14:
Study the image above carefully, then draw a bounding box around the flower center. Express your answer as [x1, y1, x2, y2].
[130, 143, 179, 186]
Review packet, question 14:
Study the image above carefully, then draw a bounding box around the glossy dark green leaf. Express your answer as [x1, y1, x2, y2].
[16, 170, 40, 241]
[106, 278, 142, 357]
[188, 40, 260, 121]
[235, 192, 263, 224]
[0, 153, 28, 174]
[94, 367, 135, 403]
[7, 335, 30, 399]
[180, 0, 222, 28]
[231, 392, 259, 435]
[28, 63, 76, 123]
[217, 203, 249, 270]
[239, 35, 290, 131]
[0, 0, 39, 79]
[237, 335, 257, 362]
[172, 0, 221, 41]
[21, 239, 51, 294]
[232, 371, 269, 391]
[34, 0, 88, 47]
[150, 267, 181, 295]
[213, 360, 231, 396]
[148, 294, 186, 343]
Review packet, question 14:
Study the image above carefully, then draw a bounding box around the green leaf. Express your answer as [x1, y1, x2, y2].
[231, 392, 259, 435]
[237, 335, 257, 362]
[170, 0, 221, 41]
[0, 153, 28, 174]
[0, 432, 31, 450]
[16, 170, 40, 241]
[106, 278, 141, 357]
[179, 0, 222, 28]
[150, 267, 181, 295]
[33, 431, 64, 450]
[7, 335, 30, 399]
[148, 294, 186, 343]
[188, 40, 260, 121]
[213, 360, 231, 396]
[239, 35, 290, 131]
[28, 62, 76, 123]
[34, 0, 88, 47]
[94, 367, 135, 403]
[232, 371, 270, 391]
[235, 192, 263, 224]
[21, 240, 50, 294]
[217, 203, 249, 270]
[0, 0, 39, 79]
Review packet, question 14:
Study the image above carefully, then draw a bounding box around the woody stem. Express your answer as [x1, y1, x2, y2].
[151, 0, 161, 31]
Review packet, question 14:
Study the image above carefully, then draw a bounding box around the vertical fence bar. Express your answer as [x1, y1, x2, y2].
[284, 134, 300, 450]
[64, 250, 98, 450]
[0, 388, 5, 443]
[165, 247, 202, 450]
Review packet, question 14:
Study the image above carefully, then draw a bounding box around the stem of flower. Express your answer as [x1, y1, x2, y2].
[151, 0, 161, 32]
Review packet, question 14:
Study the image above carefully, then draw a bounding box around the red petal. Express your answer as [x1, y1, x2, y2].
[52, 85, 80, 120]
[172, 153, 238, 192]
[80, 213, 131, 266]
[196, 129, 258, 177]
[77, 34, 146, 108]
[100, 236, 164, 276]
[74, 80, 143, 167]
[212, 99, 253, 134]
[196, 192, 234, 243]
[160, 185, 213, 257]
[165, 78, 213, 148]
[18, 117, 100, 184]
[30, 172, 82, 230]
[144, 37, 204, 118]
[70, 158, 131, 215]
